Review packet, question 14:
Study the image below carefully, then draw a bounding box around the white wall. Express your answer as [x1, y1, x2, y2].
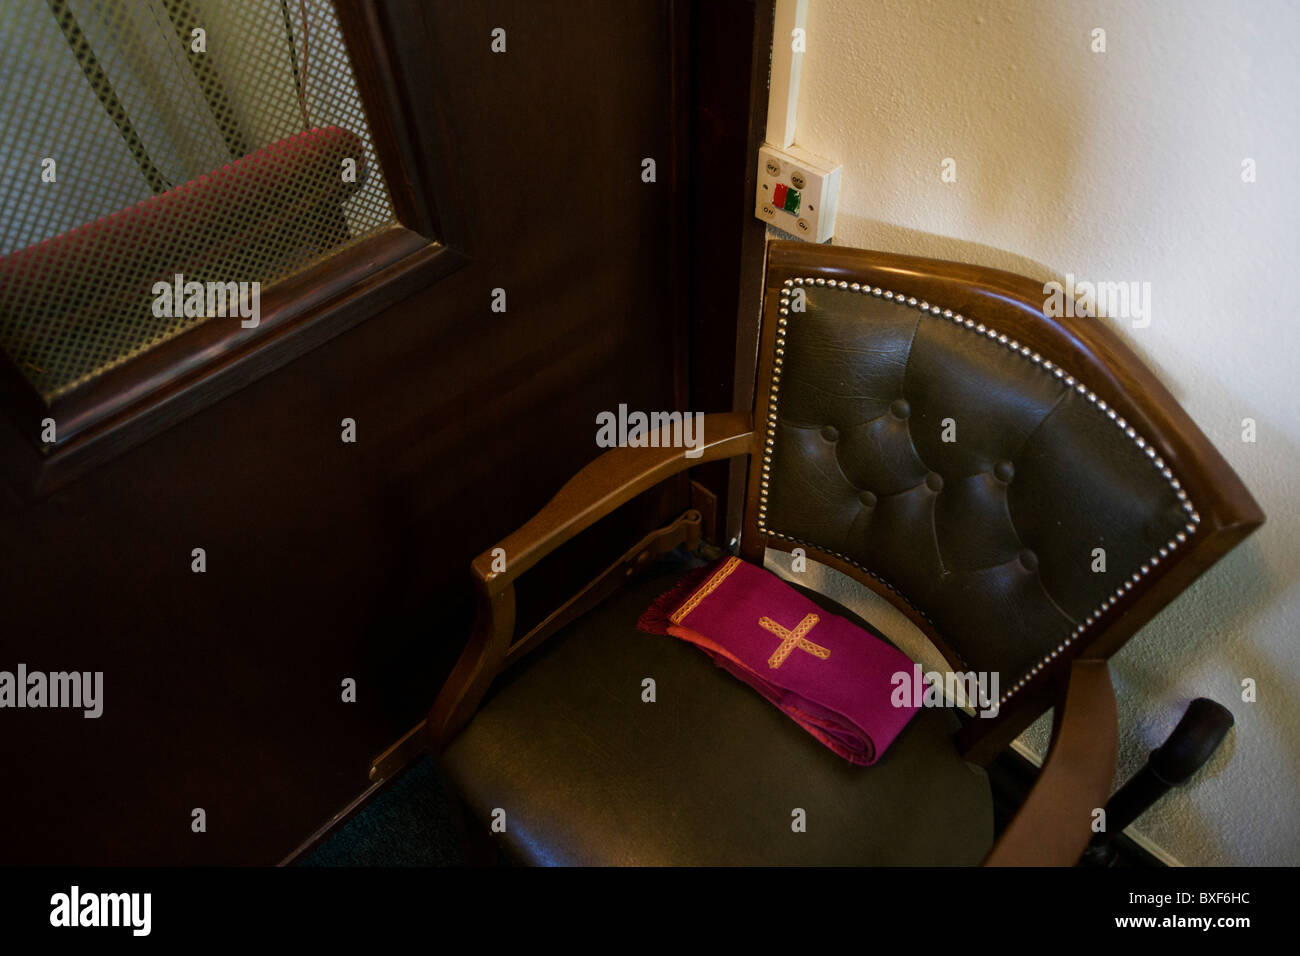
[772, 0, 1300, 865]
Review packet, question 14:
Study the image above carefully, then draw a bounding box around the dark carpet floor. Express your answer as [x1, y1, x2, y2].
[298, 757, 466, 866]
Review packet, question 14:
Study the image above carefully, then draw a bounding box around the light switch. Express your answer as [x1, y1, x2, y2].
[755, 143, 842, 243]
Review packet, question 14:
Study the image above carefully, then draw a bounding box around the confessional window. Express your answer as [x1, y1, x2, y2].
[0, 0, 400, 402]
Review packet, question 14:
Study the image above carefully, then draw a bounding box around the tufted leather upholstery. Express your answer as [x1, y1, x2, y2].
[763, 285, 1191, 694]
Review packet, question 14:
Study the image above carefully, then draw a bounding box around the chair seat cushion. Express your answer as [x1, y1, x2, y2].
[442, 554, 994, 865]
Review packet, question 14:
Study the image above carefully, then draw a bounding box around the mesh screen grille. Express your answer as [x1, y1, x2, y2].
[0, 0, 399, 401]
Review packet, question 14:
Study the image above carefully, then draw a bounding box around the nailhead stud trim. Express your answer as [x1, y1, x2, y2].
[763, 276, 1197, 708]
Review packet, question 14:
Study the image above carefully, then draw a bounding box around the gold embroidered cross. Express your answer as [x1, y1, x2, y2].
[758, 613, 831, 669]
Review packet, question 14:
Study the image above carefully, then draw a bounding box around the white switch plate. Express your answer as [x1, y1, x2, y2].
[755, 143, 842, 242]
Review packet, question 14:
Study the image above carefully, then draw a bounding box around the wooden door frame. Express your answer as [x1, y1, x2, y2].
[684, 0, 774, 546]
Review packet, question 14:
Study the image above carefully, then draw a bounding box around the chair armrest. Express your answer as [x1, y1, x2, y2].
[472, 411, 754, 596]
[429, 411, 754, 750]
[984, 659, 1118, 866]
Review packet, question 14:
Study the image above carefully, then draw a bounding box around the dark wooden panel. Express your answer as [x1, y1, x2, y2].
[686, 0, 772, 543]
[0, 0, 690, 865]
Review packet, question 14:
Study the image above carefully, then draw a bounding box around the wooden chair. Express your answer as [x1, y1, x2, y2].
[426, 241, 1264, 865]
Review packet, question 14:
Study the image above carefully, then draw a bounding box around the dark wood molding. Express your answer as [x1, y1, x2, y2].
[335, 1, 471, 250]
[0, 231, 463, 501]
[334, 0, 432, 237]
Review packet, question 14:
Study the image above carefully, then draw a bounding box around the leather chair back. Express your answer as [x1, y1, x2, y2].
[742, 244, 1262, 726]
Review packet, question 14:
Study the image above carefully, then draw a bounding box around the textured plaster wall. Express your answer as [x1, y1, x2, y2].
[767, 0, 1300, 865]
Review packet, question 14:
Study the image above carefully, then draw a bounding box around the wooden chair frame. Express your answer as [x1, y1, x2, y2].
[427, 241, 1264, 866]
